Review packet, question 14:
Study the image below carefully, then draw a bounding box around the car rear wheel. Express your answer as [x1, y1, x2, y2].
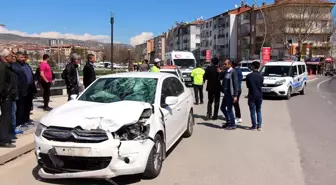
[286, 87, 292, 100]
[183, 109, 194, 138]
[143, 134, 164, 179]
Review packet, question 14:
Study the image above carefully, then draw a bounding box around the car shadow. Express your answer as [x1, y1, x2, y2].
[244, 94, 299, 101]
[197, 122, 222, 129]
[194, 114, 226, 121]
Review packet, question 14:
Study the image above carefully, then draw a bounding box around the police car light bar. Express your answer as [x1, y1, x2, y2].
[161, 65, 177, 69]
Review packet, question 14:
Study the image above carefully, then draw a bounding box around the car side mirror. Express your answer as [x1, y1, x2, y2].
[165, 96, 178, 105]
[70, 94, 78, 100]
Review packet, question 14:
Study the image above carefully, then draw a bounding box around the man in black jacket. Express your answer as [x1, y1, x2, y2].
[246, 61, 264, 131]
[0, 49, 17, 148]
[63, 53, 80, 101]
[204, 57, 221, 120]
[219, 59, 239, 130]
[13, 52, 37, 125]
[83, 54, 96, 88]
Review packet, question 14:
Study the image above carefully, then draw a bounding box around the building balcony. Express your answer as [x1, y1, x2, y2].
[241, 19, 250, 25]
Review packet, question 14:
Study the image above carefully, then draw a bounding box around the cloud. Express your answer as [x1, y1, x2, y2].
[130, 32, 154, 46]
[0, 26, 110, 43]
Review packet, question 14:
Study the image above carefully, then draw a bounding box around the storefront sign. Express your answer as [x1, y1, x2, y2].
[262, 47, 271, 65]
[206, 50, 211, 62]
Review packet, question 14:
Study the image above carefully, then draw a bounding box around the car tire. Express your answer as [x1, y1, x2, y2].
[143, 134, 164, 179]
[300, 83, 305, 95]
[286, 87, 292, 100]
[183, 109, 194, 138]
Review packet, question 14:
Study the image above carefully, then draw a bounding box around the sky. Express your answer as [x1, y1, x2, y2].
[0, 0, 334, 46]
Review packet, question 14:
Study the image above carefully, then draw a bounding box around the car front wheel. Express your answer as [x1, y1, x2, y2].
[183, 109, 194, 138]
[286, 87, 292, 100]
[143, 134, 164, 179]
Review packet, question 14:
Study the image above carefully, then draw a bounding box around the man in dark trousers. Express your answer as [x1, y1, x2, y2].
[83, 54, 96, 88]
[63, 53, 80, 101]
[191, 63, 205, 105]
[219, 59, 239, 130]
[39, 54, 53, 111]
[12, 52, 37, 126]
[0, 49, 17, 148]
[232, 60, 243, 123]
[246, 61, 264, 131]
[204, 57, 221, 120]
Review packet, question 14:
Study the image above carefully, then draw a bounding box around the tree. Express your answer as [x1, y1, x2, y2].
[270, 0, 334, 59]
[71, 47, 87, 60]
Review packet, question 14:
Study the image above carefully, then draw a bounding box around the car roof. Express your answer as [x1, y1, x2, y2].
[100, 72, 176, 79]
[160, 68, 178, 72]
[264, 61, 306, 66]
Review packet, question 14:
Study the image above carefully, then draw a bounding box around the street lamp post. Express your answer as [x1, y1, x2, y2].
[110, 14, 114, 72]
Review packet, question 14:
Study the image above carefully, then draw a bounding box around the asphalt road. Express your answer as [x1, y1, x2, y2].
[0, 85, 307, 185]
[287, 76, 336, 185]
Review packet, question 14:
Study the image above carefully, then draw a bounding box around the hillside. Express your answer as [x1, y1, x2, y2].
[0, 33, 132, 48]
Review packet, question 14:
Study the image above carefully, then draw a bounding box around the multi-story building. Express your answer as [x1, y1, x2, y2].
[135, 39, 155, 62]
[165, 19, 203, 61]
[153, 34, 166, 61]
[251, 0, 335, 60]
[200, 4, 251, 62]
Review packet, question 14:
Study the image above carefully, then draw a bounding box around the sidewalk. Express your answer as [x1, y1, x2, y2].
[0, 96, 67, 165]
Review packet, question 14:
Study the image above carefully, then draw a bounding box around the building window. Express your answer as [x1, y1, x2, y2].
[196, 43, 200, 47]
[196, 35, 200, 39]
[210, 21, 212, 27]
[210, 31, 212, 36]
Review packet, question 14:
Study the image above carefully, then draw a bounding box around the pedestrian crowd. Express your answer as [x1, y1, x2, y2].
[0, 47, 97, 148]
[191, 58, 264, 131]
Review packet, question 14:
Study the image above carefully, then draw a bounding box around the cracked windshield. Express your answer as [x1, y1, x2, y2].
[78, 78, 157, 104]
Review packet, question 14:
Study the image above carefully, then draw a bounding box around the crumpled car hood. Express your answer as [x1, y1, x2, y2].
[40, 100, 152, 132]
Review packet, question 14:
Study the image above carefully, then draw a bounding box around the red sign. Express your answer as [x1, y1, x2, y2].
[262, 47, 271, 65]
[205, 50, 211, 62]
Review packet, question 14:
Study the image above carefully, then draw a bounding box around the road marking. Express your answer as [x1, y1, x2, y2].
[317, 79, 330, 91]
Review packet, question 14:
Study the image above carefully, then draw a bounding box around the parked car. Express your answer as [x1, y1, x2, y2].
[34, 72, 195, 180]
[240, 67, 252, 80]
[160, 65, 183, 82]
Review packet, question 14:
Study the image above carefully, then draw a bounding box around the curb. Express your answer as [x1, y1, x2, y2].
[0, 133, 35, 165]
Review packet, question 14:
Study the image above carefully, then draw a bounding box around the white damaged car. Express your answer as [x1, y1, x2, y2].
[34, 72, 195, 180]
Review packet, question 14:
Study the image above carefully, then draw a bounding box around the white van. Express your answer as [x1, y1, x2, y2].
[165, 51, 197, 87]
[260, 60, 307, 100]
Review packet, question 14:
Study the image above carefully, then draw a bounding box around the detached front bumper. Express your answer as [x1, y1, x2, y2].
[35, 134, 154, 179]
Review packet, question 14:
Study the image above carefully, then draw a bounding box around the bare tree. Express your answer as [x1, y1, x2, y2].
[270, 0, 334, 58]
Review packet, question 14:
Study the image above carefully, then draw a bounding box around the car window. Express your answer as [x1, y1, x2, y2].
[170, 77, 184, 96]
[161, 78, 174, 105]
[302, 65, 307, 73]
[78, 77, 157, 104]
[290, 66, 298, 76]
[298, 65, 303, 74]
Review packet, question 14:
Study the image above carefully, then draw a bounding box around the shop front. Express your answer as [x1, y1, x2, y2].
[306, 57, 322, 75]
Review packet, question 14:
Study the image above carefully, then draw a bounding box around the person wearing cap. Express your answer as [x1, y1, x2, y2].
[62, 53, 80, 101]
[191, 63, 205, 105]
[151, 58, 161, 72]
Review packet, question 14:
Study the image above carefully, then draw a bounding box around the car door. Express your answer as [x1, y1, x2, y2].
[170, 77, 189, 136]
[159, 77, 181, 149]
[291, 65, 300, 92]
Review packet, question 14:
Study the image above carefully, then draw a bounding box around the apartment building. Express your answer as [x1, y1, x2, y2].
[165, 20, 203, 61]
[251, 0, 335, 60]
[200, 4, 251, 62]
[153, 34, 166, 61]
[135, 39, 155, 62]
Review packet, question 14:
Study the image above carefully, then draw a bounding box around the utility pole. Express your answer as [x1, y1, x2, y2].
[110, 13, 114, 72]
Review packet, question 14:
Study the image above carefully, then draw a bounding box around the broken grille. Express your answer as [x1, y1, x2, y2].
[42, 127, 108, 143]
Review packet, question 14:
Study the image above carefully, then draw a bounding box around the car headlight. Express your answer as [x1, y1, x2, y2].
[275, 79, 286, 85]
[114, 108, 152, 141]
[35, 123, 47, 137]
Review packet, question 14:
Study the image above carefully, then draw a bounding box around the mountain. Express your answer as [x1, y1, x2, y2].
[0, 33, 132, 48]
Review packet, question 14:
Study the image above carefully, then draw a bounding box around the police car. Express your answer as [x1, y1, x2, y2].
[260, 60, 307, 100]
[160, 65, 183, 82]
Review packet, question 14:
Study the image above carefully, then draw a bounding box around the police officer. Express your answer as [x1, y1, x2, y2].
[151, 58, 161, 72]
[191, 63, 205, 105]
